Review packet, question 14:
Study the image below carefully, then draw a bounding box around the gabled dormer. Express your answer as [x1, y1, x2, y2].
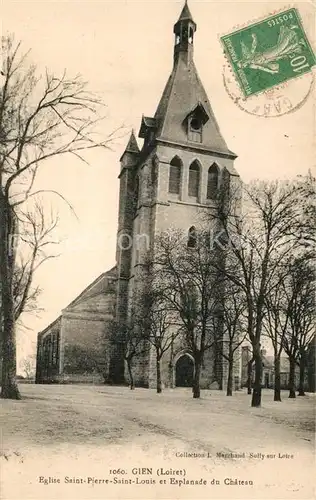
[183, 102, 209, 143]
[138, 115, 157, 149]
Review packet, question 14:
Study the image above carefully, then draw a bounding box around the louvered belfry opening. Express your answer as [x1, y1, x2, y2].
[169, 156, 182, 194]
[188, 161, 200, 197]
[207, 163, 219, 199]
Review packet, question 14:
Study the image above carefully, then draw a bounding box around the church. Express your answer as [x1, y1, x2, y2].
[36, 2, 241, 389]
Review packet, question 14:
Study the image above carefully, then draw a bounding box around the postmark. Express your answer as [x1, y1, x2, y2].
[220, 8, 316, 97]
[223, 63, 314, 117]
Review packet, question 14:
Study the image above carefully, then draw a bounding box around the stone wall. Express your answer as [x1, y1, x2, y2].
[36, 317, 61, 383]
[36, 270, 116, 384]
[144, 334, 220, 391]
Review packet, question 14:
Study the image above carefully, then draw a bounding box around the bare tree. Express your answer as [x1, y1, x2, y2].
[20, 353, 36, 379]
[213, 176, 311, 407]
[282, 256, 315, 398]
[110, 315, 148, 390]
[290, 171, 315, 246]
[0, 202, 59, 383]
[0, 35, 120, 399]
[246, 351, 254, 395]
[262, 260, 290, 402]
[153, 230, 221, 399]
[262, 249, 314, 401]
[137, 287, 179, 393]
[214, 281, 247, 396]
[14, 202, 60, 318]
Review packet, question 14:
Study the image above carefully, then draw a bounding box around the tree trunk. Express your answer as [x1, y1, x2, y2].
[251, 349, 262, 407]
[298, 350, 306, 396]
[247, 358, 253, 395]
[127, 359, 134, 390]
[0, 195, 20, 400]
[156, 356, 162, 394]
[226, 353, 233, 396]
[274, 353, 281, 402]
[192, 355, 201, 399]
[1, 319, 20, 399]
[288, 357, 296, 398]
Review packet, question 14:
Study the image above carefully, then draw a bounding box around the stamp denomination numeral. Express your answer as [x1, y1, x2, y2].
[290, 55, 310, 72]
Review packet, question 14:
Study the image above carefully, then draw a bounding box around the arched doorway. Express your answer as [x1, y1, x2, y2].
[175, 355, 194, 387]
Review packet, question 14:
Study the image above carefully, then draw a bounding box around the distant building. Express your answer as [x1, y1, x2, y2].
[241, 345, 315, 391]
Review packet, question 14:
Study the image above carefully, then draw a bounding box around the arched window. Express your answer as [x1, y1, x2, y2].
[188, 161, 200, 197]
[187, 226, 197, 248]
[207, 164, 219, 199]
[169, 156, 182, 194]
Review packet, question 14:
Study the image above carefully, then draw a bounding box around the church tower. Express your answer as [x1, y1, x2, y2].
[110, 2, 240, 387]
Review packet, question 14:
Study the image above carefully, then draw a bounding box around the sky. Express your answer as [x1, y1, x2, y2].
[2, 0, 315, 367]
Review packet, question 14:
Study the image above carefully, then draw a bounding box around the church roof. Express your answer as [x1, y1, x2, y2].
[124, 130, 140, 154]
[133, 1, 236, 159]
[64, 267, 117, 310]
[153, 57, 235, 157]
[119, 130, 140, 161]
[139, 116, 157, 138]
[37, 267, 117, 338]
[177, 1, 195, 24]
[225, 163, 239, 176]
[185, 102, 209, 125]
[38, 316, 62, 338]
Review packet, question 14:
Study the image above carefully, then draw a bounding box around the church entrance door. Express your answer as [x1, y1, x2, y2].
[175, 355, 194, 387]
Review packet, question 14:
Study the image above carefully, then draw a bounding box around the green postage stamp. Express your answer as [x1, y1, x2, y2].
[221, 8, 316, 97]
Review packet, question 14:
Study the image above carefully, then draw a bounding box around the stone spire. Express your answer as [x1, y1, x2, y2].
[119, 130, 140, 163]
[176, 0, 196, 26]
[138, 1, 235, 158]
[154, 2, 234, 157]
[124, 130, 140, 155]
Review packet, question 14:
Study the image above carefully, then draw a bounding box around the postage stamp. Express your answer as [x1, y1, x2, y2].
[220, 8, 316, 97]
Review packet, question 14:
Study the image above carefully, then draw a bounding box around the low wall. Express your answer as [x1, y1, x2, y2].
[37, 373, 105, 385]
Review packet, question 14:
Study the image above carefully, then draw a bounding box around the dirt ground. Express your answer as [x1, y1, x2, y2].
[1, 384, 315, 500]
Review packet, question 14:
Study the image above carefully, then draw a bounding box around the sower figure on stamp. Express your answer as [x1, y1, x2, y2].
[238, 25, 306, 74]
